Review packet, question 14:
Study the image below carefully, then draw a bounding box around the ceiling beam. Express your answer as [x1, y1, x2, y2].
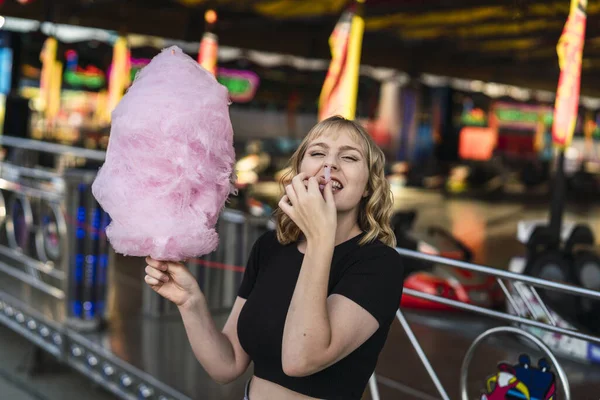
[1, 0, 599, 95]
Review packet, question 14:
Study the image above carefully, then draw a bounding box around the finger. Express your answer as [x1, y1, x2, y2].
[307, 176, 320, 194]
[162, 261, 189, 279]
[285, 184, 298, 205]
[291, 173, 308, 195]
[146, 257, 167, 271]
[278, 196, 295, 218]
[280, 194, 291, 206]
[323, 181, 335, 204]
[145, 265, 169, 283]
[145, 275, 162, 286]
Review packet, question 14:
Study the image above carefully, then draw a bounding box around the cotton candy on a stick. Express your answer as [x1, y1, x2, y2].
[92, 46, 236, 261]
[318, 165, 331, 192]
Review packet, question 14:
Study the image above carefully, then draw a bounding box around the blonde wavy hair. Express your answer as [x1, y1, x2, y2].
[274, 115, 396, 247]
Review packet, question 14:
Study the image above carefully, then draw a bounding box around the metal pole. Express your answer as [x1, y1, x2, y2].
[549, 150, 566, 247]
[529, 286, 558, 326]
[396, 310, 450, 400]
[368, 373, 380, 400]
[496, 279, 523, 317]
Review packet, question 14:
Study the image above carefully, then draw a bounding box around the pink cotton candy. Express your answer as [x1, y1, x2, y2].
[324, 166, 331, 183]
[91, 46, 236, 261]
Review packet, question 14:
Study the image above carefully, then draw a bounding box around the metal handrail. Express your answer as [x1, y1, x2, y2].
[402, 287, 600, 344]
[0, 136, 106, 161]
[368, 247, 600, 400]
[395, 247, 600, 300]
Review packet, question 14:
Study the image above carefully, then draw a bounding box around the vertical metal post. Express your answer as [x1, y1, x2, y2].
[549, 150, 566, 247]
[396, 310, 450, 400]
[368, 373, 380, 400]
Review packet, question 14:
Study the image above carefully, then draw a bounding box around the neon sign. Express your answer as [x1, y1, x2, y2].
[461, 97, 487, 126]
[129, 57, 150, 81]
[495, 109, 553, 125]
[461, 108, 487, 126]
[493, 103, 554, 130]
[216, 67, 259, 103]
[63, 49, 106, 89]
[458, 126, 496, 161]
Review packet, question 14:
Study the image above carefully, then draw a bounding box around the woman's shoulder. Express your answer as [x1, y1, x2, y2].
[254, 229, 280, 250]
[254, 230, 282, 251]
[360, 236, 402, 260]
[343, 235, 403, 274]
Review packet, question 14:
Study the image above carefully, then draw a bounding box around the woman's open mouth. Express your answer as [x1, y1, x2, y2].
[320, 179, 343, 193]
[304, 178, 344, 194]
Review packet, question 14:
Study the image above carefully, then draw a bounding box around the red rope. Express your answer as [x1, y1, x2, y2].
[187, 257, 245, 273]
[62, 209, 247, 273]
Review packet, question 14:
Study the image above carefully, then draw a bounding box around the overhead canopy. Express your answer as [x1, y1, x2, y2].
[1, 0, 599, 95]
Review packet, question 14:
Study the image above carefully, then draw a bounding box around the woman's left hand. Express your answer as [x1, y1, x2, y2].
[278, 172, 337, 242]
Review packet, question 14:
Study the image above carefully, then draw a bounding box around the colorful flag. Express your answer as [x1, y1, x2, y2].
[198, 10, 218, 76]
[107, 36, 131, 119]
[198, 32, 218, 76]
[318, 0, 365, 121]
[39, 37, 57, 117]
[552, 0, 587, 148]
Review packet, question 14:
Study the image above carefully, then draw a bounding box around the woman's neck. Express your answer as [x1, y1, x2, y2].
[333, 209, 362, 246]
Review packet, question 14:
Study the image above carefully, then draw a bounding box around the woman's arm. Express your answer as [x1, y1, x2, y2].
[178, 295, 251, 384]
[278, 175, 380, 377]
[145, 258, 250, 384]
[281, 238, 379, 377]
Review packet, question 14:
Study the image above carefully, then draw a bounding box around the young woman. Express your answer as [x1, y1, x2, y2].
[145, 116, 405, 399]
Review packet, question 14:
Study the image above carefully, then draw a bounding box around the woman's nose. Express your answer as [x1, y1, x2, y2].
[324, 162, 338, 171]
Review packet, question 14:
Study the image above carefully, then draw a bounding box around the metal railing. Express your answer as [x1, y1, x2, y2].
[366, 247, 600, 400]
[0, 137, 112, 331]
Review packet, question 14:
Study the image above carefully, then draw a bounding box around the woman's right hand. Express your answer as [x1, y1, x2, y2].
[144, 257, 202, 308]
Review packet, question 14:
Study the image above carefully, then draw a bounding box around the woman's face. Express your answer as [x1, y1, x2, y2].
[299, 129, 369, 213]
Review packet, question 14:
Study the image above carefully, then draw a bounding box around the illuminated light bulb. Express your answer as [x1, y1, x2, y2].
[205, 9, 217, 24]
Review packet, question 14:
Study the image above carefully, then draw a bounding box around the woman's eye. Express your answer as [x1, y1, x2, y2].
[310, 152, 325, 157]
[343, 156, 358, 161]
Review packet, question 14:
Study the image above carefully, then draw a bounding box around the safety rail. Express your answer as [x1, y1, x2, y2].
[0, 137, 113, 333]
[366, 247, 600, 400]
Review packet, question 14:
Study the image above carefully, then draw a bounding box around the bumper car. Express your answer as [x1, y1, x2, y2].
[507, 220, 600, 365]
[392, 210, 504, 310]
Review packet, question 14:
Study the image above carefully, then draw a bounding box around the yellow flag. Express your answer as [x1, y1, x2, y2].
[552, 0, 587, 148]
[318, 0, 365, 121]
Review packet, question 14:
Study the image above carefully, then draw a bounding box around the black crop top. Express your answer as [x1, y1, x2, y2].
[237, 230, 404, 400]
